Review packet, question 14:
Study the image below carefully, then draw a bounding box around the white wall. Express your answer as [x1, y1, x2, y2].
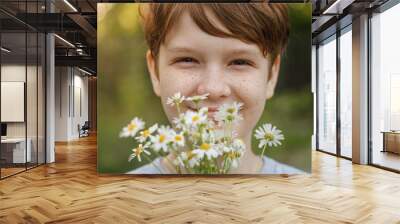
[55, 67, 89, 141]
[1, 65, 37, 138]
[1, 63, 46, 164]
[55, 67, 69, 141]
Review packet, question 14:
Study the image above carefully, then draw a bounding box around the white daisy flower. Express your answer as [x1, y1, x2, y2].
[220, 139, 245, 153]
[175, 151, 199, 168]
[216, 143, 230, 154]
[201, 131, 212, 142]
[222, 139, 245, 169]
[186, 93, 209, 104]
[201, 129, 218, 145]
[198, 107, 208, 116]
[192, 142, 220, 160]
[215, 102, 243, 124]
[128, 143, 151, 162]
[172, 131, 185, 147]
[187, 153, 200, 168]
[214, 129, 226, 142]
[173, 113, 187, 131]
[231, 139, 246, 154]
[228, 155, 241, 169]
[151, 125, 173, 153]
[213, 126, 239, 143]
[135, 124, 158, 143]
[120, 117, 145, 138]
[166, 92, 185, 107]
[254, 123, 284, 148]
[184, 110, 207, 127]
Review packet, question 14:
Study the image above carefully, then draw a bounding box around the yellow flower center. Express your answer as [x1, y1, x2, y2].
[175, 135, 182, 142]
[127, 123, 136, 131]
[135, 145, 143, 156]
[227, 108, 235, 113]
[200, 143, 210, 151]
[264, 133, 274, 141]
[159, 134, 166, 143]
[187, 151, 194, 159]
[226, 114, 234, 121]
[192, 115, 199, 122]
[192, 98, 201, 103]
[142, 130, 150, 137]
[228, 151, 239, 159]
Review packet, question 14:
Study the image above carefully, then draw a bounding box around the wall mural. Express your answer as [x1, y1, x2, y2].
[98, 3, 312, 174]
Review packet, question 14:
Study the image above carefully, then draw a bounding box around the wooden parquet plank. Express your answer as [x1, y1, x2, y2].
[0, 135, 400, 223]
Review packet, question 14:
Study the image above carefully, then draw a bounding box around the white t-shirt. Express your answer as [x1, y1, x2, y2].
[126, 156, 306, 174]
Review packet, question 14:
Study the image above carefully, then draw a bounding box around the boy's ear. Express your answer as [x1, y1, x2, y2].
[146, 50, 161, 97]
[265, 55, 281, 100]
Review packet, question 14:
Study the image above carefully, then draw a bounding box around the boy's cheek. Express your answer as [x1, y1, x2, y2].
[236, 76, 268, 100]
[159, 79, 195, 101]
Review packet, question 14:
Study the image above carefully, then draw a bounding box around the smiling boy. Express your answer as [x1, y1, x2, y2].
[128, 3, 304, 174]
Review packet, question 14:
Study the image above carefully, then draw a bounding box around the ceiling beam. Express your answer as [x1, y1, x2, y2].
[67, 13, 97, 45]
[322, 0, 356, 15]
[55, 55, 96, 72]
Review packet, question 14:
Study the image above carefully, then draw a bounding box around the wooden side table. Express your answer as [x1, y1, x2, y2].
[381, 131, 400, 154]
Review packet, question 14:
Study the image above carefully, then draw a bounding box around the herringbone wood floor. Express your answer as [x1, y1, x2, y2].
[1, 135, 400, 224]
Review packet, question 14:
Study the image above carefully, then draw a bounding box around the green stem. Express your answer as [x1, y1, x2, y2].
[176, 103, 181, 114]
[228, 121, 233, 144]
[260, 144, 267, 158]
[222, 157, 228, 174]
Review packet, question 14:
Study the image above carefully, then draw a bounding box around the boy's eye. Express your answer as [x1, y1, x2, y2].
[174, 57, 197, 64]
[229, 59, 252, 66]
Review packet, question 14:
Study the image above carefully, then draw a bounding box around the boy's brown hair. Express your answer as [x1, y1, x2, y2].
[139, 3, 289, 61]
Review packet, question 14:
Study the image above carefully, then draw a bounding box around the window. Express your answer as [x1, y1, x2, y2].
[370, 2, 400, 171]
[339, 27, 352, 158]
[317, 36, 337, 154]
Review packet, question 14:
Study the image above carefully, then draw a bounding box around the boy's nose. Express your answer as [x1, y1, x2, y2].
[196, 67, 231, 101]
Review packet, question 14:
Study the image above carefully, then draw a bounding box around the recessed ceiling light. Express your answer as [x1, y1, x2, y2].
[54, 34, 75, 48]
[1, 47, 11, 53]
[63, 0, 78, 12]
[322, 0, 354, 15]
[78, 67, 93, 76]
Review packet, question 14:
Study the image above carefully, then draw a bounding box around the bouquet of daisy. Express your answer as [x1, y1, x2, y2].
[120, 92, 284, 174]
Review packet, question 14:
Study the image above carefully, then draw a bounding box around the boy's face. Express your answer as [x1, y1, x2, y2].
[146, 10, 281, 141]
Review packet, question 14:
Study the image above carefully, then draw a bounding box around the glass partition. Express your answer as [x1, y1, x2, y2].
[317, 35, 337, 154]
[339, 27, 352, 158]
[0, 1, 46, 179]
[371, 3, 400, 171]
[1, 30, 28, 177]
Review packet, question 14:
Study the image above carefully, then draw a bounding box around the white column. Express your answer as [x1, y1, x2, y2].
[352, 14, 369, 164]
[45, 0, 56, 163]
[46, 33, 55, 163]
